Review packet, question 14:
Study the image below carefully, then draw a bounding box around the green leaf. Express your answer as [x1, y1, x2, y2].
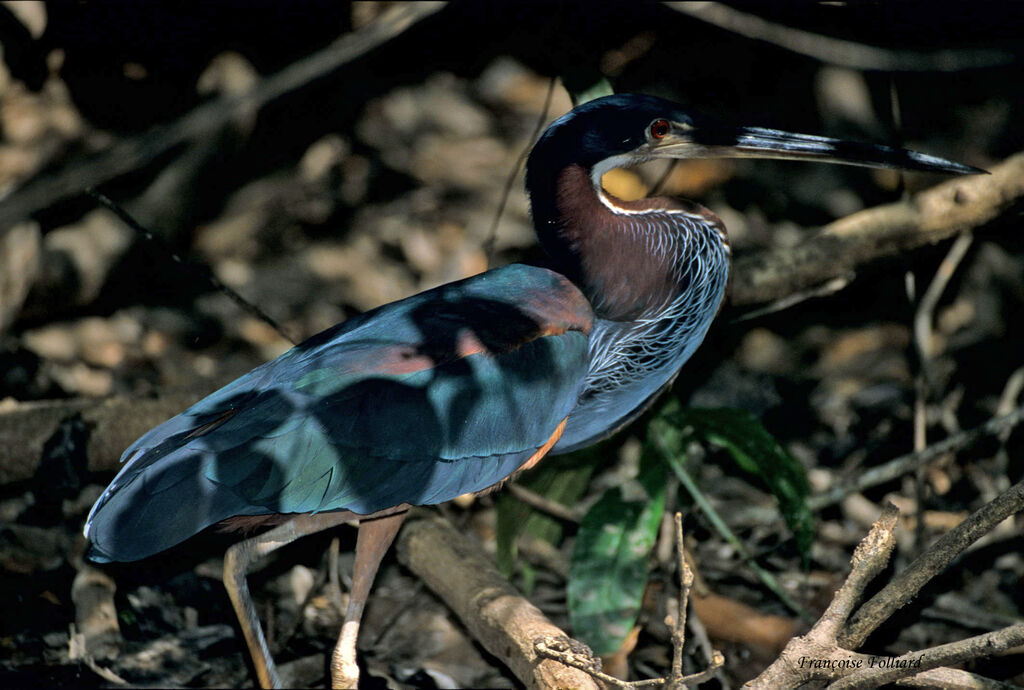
[568, 446, 666, 656]
[673, 408, 814, 561]
[656, 425, 812, 620]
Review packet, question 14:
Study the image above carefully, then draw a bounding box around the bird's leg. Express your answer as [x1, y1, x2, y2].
[223, 513, 356, 689]
[331, 509, 408, 689]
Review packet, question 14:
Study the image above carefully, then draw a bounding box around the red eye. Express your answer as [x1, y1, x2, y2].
[649, 119, 670, 139]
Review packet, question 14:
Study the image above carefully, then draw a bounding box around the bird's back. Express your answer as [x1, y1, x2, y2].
[85, 265, 593, 562]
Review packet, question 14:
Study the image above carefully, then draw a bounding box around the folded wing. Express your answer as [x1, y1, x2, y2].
[85, 265, 594, 561]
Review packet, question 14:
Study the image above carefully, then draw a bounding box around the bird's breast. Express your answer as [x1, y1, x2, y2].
[554, 227, 730, 453]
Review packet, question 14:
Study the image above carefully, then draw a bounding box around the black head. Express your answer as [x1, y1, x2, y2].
[527, 94, 695, 182]
[526, 93, 984, 191]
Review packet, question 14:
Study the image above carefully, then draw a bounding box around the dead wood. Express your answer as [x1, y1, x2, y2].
[0, 389, 208, 484]
[731, 152, 1024, 307]
[395, 512, 602, 690]
[840, 479, 1024, 650]
[745, 482, 1024, 689]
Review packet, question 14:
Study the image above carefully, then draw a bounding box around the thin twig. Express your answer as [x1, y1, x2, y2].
[912, 364, 929, 549]
[89, 191, 297, 345]
[996, 367, 1024, 422]
[482, 76, 557, 265]
[666, 2, 1011, 71]
[680, 581, 718, 678]
[665, 514, 726, 689]
[914, 230, 974, 365]
[507, 482, 583, 524]
[910, 230, 974, 549]
[831, 624, 1024, 690]
[669, 512, 690, 686]
[534, 637, 664, 689]
[733, 275, 852, 323]
[840, 479, 1024, 649]
[992, 366, 1024, 493]
[808, 403, 1024, 511]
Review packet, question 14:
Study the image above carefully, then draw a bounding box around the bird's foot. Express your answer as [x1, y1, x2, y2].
[331, 665, 359, 689]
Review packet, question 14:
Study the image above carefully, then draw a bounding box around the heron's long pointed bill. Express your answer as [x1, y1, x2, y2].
[655, 125, 985, 175]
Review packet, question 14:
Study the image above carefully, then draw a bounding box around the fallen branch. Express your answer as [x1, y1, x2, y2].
[746, 505, 901, 689]
[746, 483, 1024, 688]
[0, 389, 211, 484]
[832, 624, 1024, 690]
[840, 478, 1024, 649]
[394, 512, 601, 690]
[731, 152, 1024, 307]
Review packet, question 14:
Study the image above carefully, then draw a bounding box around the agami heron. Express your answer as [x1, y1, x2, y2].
[84, 94, 979, 687]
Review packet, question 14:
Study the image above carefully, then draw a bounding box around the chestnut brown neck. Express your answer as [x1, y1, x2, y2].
[532, 164, 725, 321]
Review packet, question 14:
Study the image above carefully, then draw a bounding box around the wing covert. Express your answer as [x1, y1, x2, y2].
[85, 265, 594, 561]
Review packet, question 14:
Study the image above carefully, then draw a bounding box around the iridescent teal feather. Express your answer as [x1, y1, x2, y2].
[85, 265, 592, 562]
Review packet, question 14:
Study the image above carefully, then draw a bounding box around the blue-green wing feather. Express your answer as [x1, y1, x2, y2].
[86, 265, 593, 561]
